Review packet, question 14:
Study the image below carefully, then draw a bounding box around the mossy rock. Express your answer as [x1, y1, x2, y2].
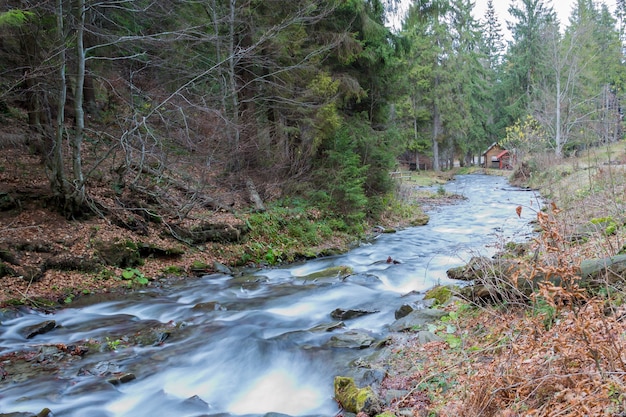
[161, 265, 186, 276]
[334, 376, 382, 415]
[189, 260, 211, 274]
[94, 240, 143, 268]
[424, 285, 459, 305]
[410, 213, 430, 226]
[299, 266, 353, 281]
[136, 242, 185, 258]
[43, 255, 102, 273]
[171, 222, 249, 244]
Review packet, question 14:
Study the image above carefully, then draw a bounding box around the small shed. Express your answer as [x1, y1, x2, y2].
[482, 143, 507, 169]
[496, 149, 512, 169]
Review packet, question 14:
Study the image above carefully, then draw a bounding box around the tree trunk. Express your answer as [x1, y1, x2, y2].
[50, 0, 68, 203]
[432, 101, 441, 172]
[71, 0, 86, 210]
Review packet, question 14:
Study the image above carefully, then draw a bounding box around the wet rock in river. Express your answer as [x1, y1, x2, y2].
[0, 408, 52, 417]
[394, 304, 414, 319]
[308, 321, 345, 332]
[21, 320, 56, 339]
[297, 266, 353, 281]
[328, 330, 376, 349]
[331, 308, 378, 320]
[192, 301, 226, 312]
[107, 372, 136, 385]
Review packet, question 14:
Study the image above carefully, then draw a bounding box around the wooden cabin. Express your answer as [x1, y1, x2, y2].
[482, 143, 511, 169]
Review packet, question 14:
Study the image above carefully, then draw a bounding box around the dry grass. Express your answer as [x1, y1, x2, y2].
[378, 142, 626, 417]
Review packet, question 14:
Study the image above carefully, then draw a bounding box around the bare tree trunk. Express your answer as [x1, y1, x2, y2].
[432, 101, 441, 172]
[412, 95, 420, 171]
[555, 74, 562, 157]
[227, 0, 241, 171]
[72, 0, 86, 209]
[51, 0, 68, 201]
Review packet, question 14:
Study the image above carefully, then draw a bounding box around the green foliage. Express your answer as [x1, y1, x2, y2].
[530, 296, 557, 330]
[590, 216, 619, 236]
[120, 268, 149, 286]
[105, 336, 123, 351]
[161, 265, 185, 276]
[0, 10, 34, 27]
[312, 126, 368, 223]
[242, 197, 358, 265]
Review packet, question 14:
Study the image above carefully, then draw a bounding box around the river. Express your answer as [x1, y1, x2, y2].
[0, 174, 539, 417]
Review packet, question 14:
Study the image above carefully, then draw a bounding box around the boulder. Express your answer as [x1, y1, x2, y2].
[334, 376, 382, 416]
[21, 320, 56, 339]
[331, 308, 378, 320]
[328, 330, 376, 349]
[388, 309, 447, 332]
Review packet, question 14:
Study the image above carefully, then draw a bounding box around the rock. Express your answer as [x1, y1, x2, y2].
[0, 409, 52, 417]
[423, 285, 459, 306]
[414, 330, 443, 344]
[213, 261, 232, 275]
[388, 309, 447, 332]
[93, 240, 142, 268]
[384, 389, 410, 404]
[394, 304, 414, 320]
[329, 330, 376, 349]
[452, 253, 626, 302]
[446, 256, 492, 281]
[334, 376, 382, 415]
[107, 372, 136, 385]
[192, 301, 226, 312]
[21, 320, 56, 339]
[410, 213, 430, 226]
[171, 222, 248, 244]
[331, 308, 378, 320]
[297, 266, 353, 281]
[309, 321, 345, 332]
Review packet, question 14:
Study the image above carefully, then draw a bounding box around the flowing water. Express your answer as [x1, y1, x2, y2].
[0, 174, 540, 417]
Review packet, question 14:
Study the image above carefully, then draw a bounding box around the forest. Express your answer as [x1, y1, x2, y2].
[1, 0, 623, 222]
[3, 1, 626, 416]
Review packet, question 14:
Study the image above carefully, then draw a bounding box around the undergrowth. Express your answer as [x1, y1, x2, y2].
[383, 153, 626, 417]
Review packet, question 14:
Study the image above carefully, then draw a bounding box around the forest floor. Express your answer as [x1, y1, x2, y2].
[0, 120, 453, 307]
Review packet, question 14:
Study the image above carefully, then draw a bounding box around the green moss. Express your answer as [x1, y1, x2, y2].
[300, 266, 353, 280]
[161, 265, 186, 276]
[334, 376, 381, 414]
[424, 285, 459, 305]
[190, 260, 210, 271]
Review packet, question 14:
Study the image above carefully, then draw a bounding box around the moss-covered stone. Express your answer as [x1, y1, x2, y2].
[334, 376, 382, 415]
[375, 412, 397, 417]
[410, 213, 430, 226]
[94, 240, 143, 268]
[299, 266, 353, 281]
[424, 285, 459, 306]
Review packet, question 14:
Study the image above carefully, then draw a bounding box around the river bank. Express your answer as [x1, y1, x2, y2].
[369, 143, 626, 416]
[0, 173, 534, 417]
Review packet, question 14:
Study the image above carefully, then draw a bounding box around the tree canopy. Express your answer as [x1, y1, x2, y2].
[0, 0, 624, 218]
